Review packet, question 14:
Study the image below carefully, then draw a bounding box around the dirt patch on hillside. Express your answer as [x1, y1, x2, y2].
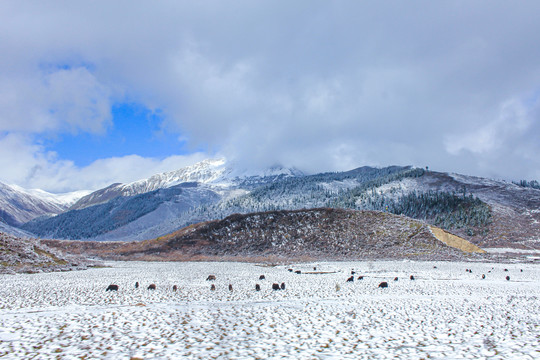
[430, 226, 486, 253]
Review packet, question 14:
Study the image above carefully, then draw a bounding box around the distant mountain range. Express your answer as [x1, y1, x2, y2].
[1, 158, 539, 250]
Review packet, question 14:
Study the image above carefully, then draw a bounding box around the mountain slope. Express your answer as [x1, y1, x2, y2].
[61, 208, 481, 261]
[10, 158, 540, 249]
[359, 171, 540, 249]
[22, 183, 221, 239]
[69, 158, 229, 210]
[0, 182, 88, 226]
[0, 232, 94, 274]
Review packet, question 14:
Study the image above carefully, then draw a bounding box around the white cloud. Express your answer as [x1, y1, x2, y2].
[445, 99, 533, 155]
[0, 67, 113, 134]
[2, 1, 540, 191]
[0, 132, 208, 192]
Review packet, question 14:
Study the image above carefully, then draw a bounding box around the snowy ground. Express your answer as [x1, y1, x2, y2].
[0, 261, 538, 359]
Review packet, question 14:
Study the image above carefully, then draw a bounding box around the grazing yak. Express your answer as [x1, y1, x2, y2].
[255, 284, 261, 291]
[280, 282, 286, 290]
[272, 283, 281, 290]
[295, 270, 302, 274]
[172, 285, 178, 292]
[259, 275, 266, 280]
[106, 284, 119, 291]
[148, 284, 156, 290]
[206, 275, 216, 281]
[135, 282, 139, 289]
[378, 282, 388, 288]
[357, 276, 364, 280]
[288, 269, 293, 272]
[210, 284, 216, 291]
[346, 276, 354, 282]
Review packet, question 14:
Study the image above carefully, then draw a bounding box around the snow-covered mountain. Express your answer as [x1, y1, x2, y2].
[5, 158, 540, 250]
[69, 158, 301, 210]
[22, 158, 305, 240]
[0, 182, 89, 227]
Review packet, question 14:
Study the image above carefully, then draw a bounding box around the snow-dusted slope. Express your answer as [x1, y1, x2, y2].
[0, 182, 89, 226]
[69, 158, 300, 210]
[364, 171, 540, 248]
[23, 158, 305, 240]
[69, 159, 228, 210]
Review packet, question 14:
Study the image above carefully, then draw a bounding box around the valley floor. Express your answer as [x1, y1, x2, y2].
[0, 261, 538, 359]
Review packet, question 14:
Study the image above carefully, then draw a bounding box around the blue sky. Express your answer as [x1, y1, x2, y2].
[46, 103, 189, 167]
[1, 1, 540, 192]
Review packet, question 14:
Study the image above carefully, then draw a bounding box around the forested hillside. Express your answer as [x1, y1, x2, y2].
[21, 165, 497, 242]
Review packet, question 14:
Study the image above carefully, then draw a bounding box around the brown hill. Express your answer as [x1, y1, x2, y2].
[46, 208, 487, 262]
[0, 232, 96, 274]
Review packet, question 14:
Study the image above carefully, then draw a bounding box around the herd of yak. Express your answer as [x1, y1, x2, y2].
[105, 266, 518, 292]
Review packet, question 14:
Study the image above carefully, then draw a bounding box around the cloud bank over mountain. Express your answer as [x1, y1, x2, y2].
[1, 1, 540, 192]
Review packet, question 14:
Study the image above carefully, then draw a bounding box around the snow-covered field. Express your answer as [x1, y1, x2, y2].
[0, 261, 538, 359]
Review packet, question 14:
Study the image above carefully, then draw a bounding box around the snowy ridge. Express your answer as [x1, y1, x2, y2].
[10, 185, 91, 207]
[0, 182, 86, 226]
[121, 158, 230, 195]
[69, 158, 302, 210]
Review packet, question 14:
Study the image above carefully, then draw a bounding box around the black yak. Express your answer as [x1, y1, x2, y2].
[506, 276, 510, 281]
[135, 282, 139, 289]
[272, 283, 280, 290]
[482, 274, 486, 279]
[410, 275, 415, 280]
[148, 284, 156, 290]
[394, 277, 399, 281]
[288, 269, 293, 272]
[378, 282, 388, 288]
[106, 284, 119, 291]
[295, 270, 302, 274]
[280, 282, 285, 290]
[206, 275, 216, 281]
[357, 276, 364, 280]
[346, 276, 354, 282]
[172, 285, 178, 292]
[211, 284, 216, 291]
[229, 284, 233, 291]
[255, 284, 261, 291]
[259, 275, 266, 280]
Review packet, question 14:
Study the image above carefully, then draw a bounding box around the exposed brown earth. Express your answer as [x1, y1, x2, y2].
[429, 226, 485, 253]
